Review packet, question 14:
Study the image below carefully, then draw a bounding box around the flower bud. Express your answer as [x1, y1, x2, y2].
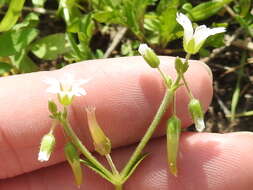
[38, 133, 56, 162]
[138, 44, 160, 68]
[85, 106, 111, 156]
[175, 57, 189, 74]
[166, 115, 181, 177]
[188, 98, 205, 132]
[64, 142, 83, 187]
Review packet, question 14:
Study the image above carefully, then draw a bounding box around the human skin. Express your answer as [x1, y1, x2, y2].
[0, 56, 252, 190]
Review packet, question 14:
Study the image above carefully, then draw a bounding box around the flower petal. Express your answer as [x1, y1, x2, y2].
[193, 25, 211, 46]
[138, 44, 150, 56]
[176, 13, 193, 44]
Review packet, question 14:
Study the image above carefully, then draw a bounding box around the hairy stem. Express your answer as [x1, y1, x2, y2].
[59, 117, 114, 180]
[121, 89, 175, 177]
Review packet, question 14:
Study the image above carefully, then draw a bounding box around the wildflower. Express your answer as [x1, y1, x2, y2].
[85, 106, 111, 156]
[44, 74, 88, 106]
[38, 133, 56, 162]
[176, 12, 226, 54]
[188, 98, 205, 132]
[138, 44, 160, 68]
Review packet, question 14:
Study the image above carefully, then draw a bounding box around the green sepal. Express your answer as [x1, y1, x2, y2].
[188, 98, 203, 120]
[166, 115, 181, 176]
[175, 57, 189, 74]
[64, 142, 83, 187]
[143, 49, 160, 68]
[121, 153, 149, 183]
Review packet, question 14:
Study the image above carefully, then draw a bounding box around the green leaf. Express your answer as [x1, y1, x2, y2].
[93, 10, 122, 24]
[239, 0, 252, 17]
[78, 14, 95, 45]
[80, 159, 113, 182]
[0, 28, 38, 57]
[158, 7, 177, 47]
[13, 13, 40, 30]
[0, 0, 25, 32]
[121, 153, 148, 183]
[0, 62, 13, 74]
[0, 31, 16, 56]
[0, 0, 10, 7]
[31, 33, 71, 60]
[189, 0, 233, 21]
[10, 50, 38, 73]
[12, 28, 39, 52]
[66, 32, 86, 61]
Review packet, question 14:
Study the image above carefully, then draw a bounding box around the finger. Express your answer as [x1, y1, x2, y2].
[0, 56, 212, 178]
[0, 132, 252, 190]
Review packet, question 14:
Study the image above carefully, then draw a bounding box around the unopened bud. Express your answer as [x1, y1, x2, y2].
[188, 98, 205, 132]
[166, 115, 181, 177]
[138, 44, 160, 68]
[38, 133, 56, 162]
[64, 142, 83, 187]
[85, 106, 111, 156]
[175, 57, 189, 74]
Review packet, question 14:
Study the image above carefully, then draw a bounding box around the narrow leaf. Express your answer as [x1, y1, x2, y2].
[80, 159, 112, 182]
[189, 0, 233, 21]
[0, 0, 25, 31]
[122, 153, 148, 183]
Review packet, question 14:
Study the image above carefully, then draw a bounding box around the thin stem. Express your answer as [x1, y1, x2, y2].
[121, 89, 175, 177]
[181, 53, 194, 99]
[230, 51, 246, 121]
[158, 67, 169, 86]
[59, 117, 114, 180]
[105, 154, 119, 175]
[115, 184, 123, 190]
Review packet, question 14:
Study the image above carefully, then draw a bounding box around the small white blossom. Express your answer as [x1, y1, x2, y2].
[38, 151, 50, 162]
[138, 43, 160, 68]
[44, 74, 88, 106]
[195, 118, 205, 132]
[138, 44, 150, 56]
[38, 133, 55, 162]
[176, 12, 226, 54]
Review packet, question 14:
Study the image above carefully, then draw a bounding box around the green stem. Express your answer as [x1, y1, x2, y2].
[158, 67, 169, 86]
[115, 184, 123, 190]
[121, 89, 175, 177]
[182, 53, 194, 99]
[60, 118, 114, 180]
[230, 51, 246, 121]
[106, 154, 119, 175]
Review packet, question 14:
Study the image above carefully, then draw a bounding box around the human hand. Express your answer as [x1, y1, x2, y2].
[0, 56, 252, 190]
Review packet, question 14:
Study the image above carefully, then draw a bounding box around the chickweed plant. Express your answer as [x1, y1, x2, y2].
[38, 13, 225, 189]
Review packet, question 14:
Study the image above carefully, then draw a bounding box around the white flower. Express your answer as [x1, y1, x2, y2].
[44, 74, 89, 106]
[138, 43, 160, 68]
[138, 44, 150, 56]
[38, 133, 56, 162]
[195, 118, 205, 132]
[176, 12, 226, 54]
[38, 151, 50, 162]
